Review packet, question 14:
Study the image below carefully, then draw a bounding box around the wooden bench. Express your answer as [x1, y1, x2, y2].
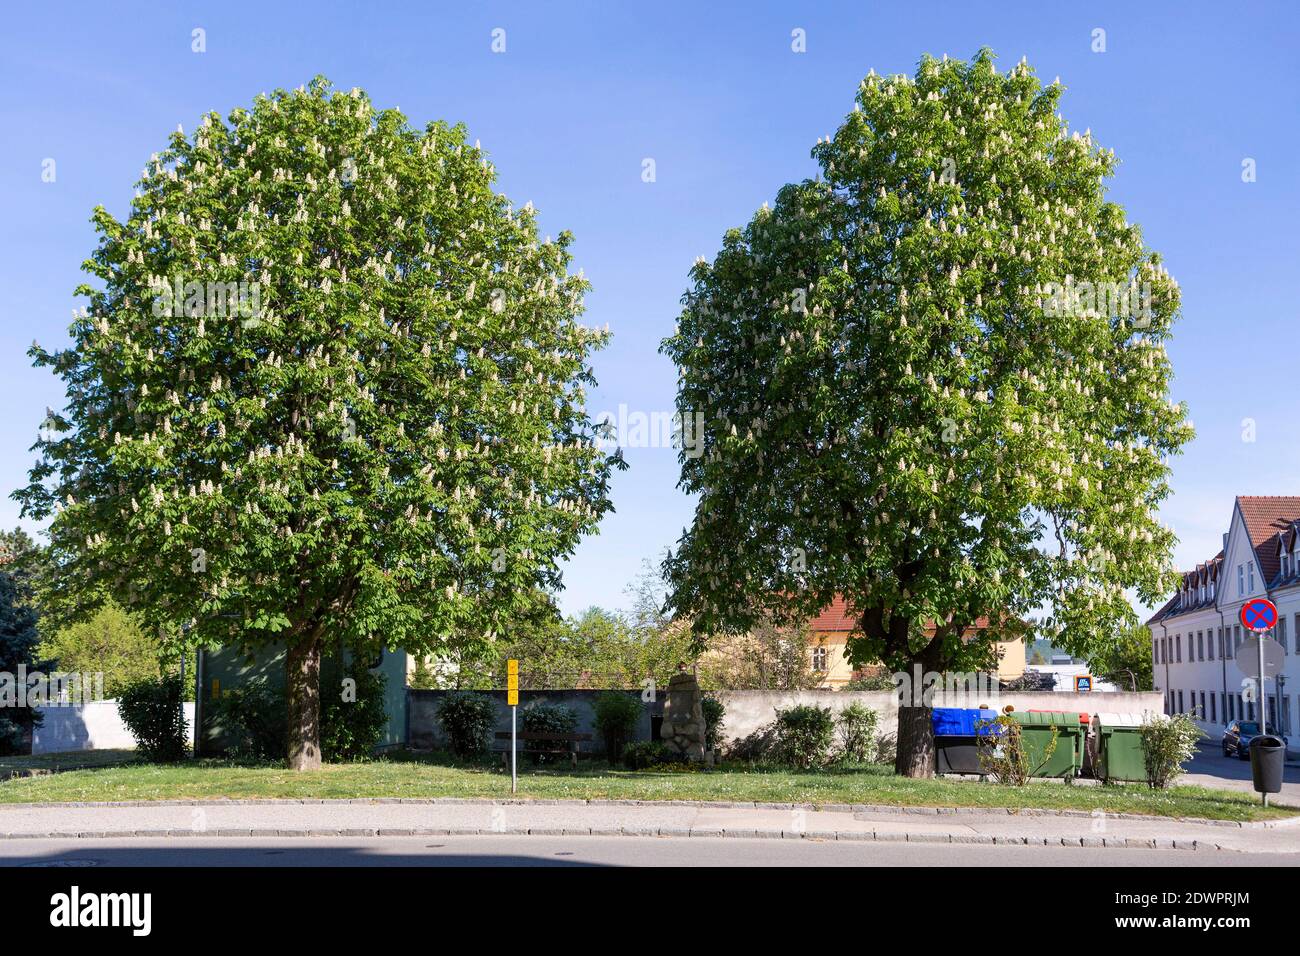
[494, 731, 594, 768]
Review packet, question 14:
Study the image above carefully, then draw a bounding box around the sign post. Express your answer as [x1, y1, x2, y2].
[507, 659, 519, 794]
[1238, 599, 1281, 806]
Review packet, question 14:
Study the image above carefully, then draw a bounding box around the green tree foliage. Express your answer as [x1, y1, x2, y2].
[432, 569, 695, 690]
[16, 78, 620, 769]
[38, 600, 159, 698]
[0, 529, 47, 753]
[659, 51, 1191, 776]
[1086, 623, 1155, 690]
[697, 618, 821, 690]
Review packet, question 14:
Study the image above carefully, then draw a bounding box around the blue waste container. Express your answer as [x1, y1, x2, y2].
[933, 708, 997, 774]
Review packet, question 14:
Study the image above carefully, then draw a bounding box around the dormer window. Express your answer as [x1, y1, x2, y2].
[1248, 561, 1256, 591]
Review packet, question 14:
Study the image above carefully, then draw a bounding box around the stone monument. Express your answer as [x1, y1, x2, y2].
[659, 671, 707, 761]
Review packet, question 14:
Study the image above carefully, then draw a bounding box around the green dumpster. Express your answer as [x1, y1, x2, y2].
[1093, 712, 1147, 783]
[1008, 711, 1083, 779]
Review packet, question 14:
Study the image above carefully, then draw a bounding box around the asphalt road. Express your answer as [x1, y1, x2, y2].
[1181, 743, 1300, 802]
[1, 834, 1294, 867]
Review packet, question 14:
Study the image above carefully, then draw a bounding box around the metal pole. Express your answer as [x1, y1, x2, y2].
[511, 705, 517, 794]
[1260, 628, 1268, 808]
[1259, 631, 1267, 737]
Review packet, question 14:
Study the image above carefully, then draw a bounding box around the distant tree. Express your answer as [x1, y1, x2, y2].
[698, 618, 821, 691]
[1086, 623, 1154, 691]
[660, 51, 1190, 777]
[0, 529, 47, 753]
[16, 78, 620, 769]
[38, 600, 160, 699]
[1028, 647, 1049, 665]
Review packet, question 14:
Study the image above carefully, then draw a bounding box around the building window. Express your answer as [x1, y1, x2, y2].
[1279, 617, 1289, 653]
[1177, 690, 1184, 712]
[1210, 693, 1216, 723]
[1209, 629, 1216, 661]
[1198, 631, 1205, 660]
[811, 645, 827, 672]
[1176, 635, 1182, 662]
[1239, 564, 1245, 594]
[1248, 561, 1256, 592]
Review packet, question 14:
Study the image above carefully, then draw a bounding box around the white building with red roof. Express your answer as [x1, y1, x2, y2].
[1147, 496, 1300, 745]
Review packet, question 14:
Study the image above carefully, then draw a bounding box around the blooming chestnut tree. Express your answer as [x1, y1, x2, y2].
[18, 78, 621, 769]
[660, 51, 1191, 776]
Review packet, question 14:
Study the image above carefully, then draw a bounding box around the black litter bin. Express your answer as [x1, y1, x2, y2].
[1250, 735, 1286, 794]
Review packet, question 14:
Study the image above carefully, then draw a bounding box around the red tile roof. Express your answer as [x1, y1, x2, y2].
[1238, 496, 1300, 585]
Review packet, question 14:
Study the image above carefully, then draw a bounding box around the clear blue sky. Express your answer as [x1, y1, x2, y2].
[1, 1, 1296, 618]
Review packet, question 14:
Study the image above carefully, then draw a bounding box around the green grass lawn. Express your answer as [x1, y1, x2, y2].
[0, 749, 139, 777]
[0, 750, 1292, 822]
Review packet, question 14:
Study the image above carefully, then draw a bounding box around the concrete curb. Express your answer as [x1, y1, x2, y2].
[0, 827, 1227, 848]
[0, 826, 1228, 849]
[0, 795, 1291, 828]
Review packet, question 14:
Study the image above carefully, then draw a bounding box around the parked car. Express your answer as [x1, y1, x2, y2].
[1222, 720, 1260, 759]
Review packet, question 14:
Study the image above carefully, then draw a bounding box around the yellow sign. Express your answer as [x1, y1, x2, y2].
[507, 660, 519, 705]
[508, 689, 519, 706]
[507, 659, 519, 675]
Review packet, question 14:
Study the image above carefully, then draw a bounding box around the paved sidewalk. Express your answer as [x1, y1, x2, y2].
[2, 799, 1297, 853]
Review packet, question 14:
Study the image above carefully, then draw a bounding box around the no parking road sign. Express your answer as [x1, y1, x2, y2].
[1241, 598, 1279, 633]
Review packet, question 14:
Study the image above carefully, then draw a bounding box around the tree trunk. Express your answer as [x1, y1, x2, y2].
[895, 704, 936, 778]
[286, 635, 323, 771]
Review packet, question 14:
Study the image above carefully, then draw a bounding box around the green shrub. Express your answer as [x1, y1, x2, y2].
[593, 692, 641, 760]
[118, 674, 189, 762]
[702, 695, 725, 752]
[977, 713, 1057, 786]
[622, 740, 673, 770]
[209, 679, 287, 761]
[1139, 712, 1203, 789]
[321, 661, 388, 762]
[409, 656, 438, 691]
[774, 704, 835, 769]
[835, 702, 878, 762]
[521, 701, 578, 764]
[436, 692, 497, 759]
[843, 673, 897, 691]
[725, 722, 778, 763]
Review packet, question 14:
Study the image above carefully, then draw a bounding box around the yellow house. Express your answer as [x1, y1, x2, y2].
[807, 596, 1026, 688]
